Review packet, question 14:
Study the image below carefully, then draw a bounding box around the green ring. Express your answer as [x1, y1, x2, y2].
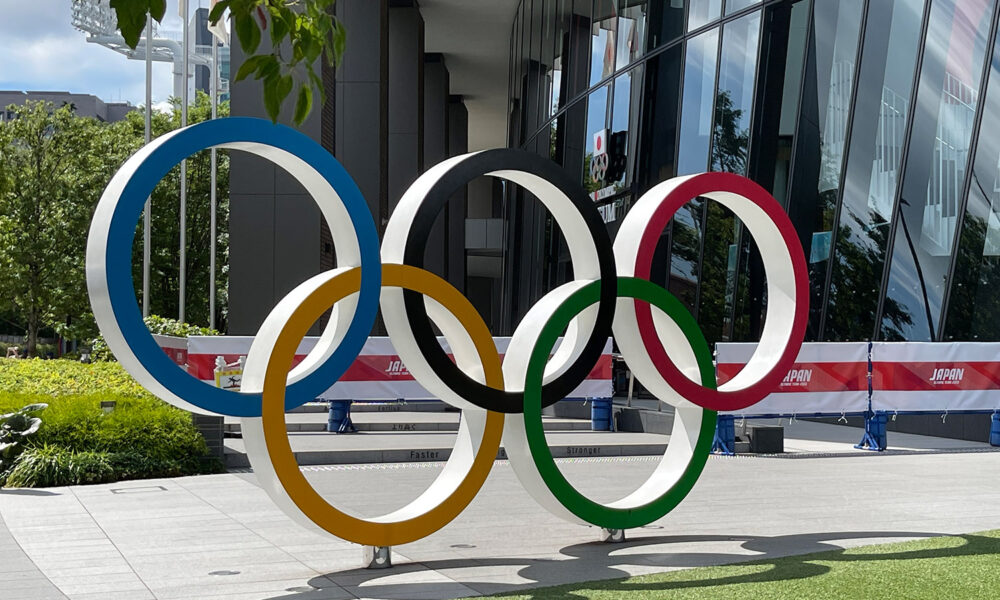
[522, 277, 717, 529]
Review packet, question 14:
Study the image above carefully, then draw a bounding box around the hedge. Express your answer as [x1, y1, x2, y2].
[0, 358, 152, 399]
[0, 361, 224, 487]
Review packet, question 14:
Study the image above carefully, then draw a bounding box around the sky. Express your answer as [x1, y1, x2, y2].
[0, 0, 216, 108]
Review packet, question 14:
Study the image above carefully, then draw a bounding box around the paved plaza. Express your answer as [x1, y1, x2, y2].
[2, 421, 999, 600]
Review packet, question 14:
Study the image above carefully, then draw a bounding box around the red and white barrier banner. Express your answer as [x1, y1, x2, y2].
[872, 342, 1000, 412]
[153, 334, 188, 367]
[187, 336, 613, 401]
[716, 342, 870, 416]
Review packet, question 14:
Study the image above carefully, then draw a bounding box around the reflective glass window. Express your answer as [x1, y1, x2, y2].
[519, 0, 533, 143]
[712, 10, 760, 174]
[688, 0, 722, 31]
[647, 0, 686, 49]
[608, 65, 644, 191]
[636, 45, 684, 189]
[584, 84, 610, 190]
[669, 198, 704, 315]
[617, 0, 647, 67]
[787, 0, 863, 338]
[591, 0, 619, 86]
[678, 29, 719, 175]
[552, 0, 570, 114]
[726, 0, 760, 15]
[529, 0, 545, 130]
[540, 0, 558, 119]
[706, 11, 760, 341]
[943, 33, 1000, 340]
[880, 0, 995, 341]
[824, 0, 924, 341]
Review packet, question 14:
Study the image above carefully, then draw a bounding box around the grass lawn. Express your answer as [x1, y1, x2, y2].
[487, 529, 1000, 599]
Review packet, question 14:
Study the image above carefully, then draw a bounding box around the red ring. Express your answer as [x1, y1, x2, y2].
[633, 172, 809, 412]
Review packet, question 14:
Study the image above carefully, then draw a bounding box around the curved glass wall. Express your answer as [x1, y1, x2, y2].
[506, 0, 1000, 343]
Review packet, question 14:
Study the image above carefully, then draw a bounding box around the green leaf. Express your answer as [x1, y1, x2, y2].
[262, 73, 282, 123]
[277, 74, 294, 108]
[233, 13, 261, 55]
[293, 85, 312, 126]
[148, 0, 167, 22]
[208, 0, 230, 24]
[110, 0, 147, 49]
[234, 54, 267, 83]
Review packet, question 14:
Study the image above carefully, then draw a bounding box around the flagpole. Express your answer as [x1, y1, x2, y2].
[143, 14, 153, 319]
[209, 29, 219, 331]
[179, 0, 189, 324]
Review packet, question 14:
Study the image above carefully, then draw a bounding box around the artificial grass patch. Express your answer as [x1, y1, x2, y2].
[487, 530, 1000, 599]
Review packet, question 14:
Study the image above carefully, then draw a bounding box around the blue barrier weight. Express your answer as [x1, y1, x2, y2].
[327, 400, 357, 433]
[712, 415, 736, 455]
[590, 398, 613, 431]
[990, 413, 1000, 447]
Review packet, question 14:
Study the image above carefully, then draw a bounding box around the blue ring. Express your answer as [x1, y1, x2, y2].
[105, 117, 380, 417]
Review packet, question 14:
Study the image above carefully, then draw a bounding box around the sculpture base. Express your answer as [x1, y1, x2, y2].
[363, 545, 392, 569]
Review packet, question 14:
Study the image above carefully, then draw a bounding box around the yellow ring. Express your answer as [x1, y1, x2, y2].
[261, 264, 505, 546]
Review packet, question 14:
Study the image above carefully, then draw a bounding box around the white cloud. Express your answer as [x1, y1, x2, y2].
[0, 0, 214, 106]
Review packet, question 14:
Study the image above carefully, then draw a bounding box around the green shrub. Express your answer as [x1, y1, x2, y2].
[5, 446, 117, 487]
[0, 392, 223, 487]
[0, 359, 153, 399]
[91, 315, 218, 362]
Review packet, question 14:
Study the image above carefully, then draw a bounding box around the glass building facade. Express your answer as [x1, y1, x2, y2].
[502, 0, 1000, 344]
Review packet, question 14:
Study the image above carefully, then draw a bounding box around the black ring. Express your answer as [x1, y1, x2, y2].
[400, 149, 616, 413]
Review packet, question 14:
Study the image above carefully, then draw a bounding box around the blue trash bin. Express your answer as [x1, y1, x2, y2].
[990, 413, 1000, 447]
[590, 398, 612, 431]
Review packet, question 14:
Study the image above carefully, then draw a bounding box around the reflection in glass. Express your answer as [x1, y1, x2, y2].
[678, 29, 720, 175]
[669, 198, 703, 315]
[636, 46, 683, 190]
[688, 0, 722, 31]
[584, 84, 610, 191]
[880, 0, 995, 341]
[712, 11, 760, 174]
[608, 67, 643, 190]
[617, 0, 647, 67]
[708, 11, 760, 340]
[825, 0, 924, 341]
[726, 0, 760, 15]
[944, 32, 1000, 340]
[792, 0, 863, 338]
[647, 0, 686, 49]
[591, 0, 619, 86]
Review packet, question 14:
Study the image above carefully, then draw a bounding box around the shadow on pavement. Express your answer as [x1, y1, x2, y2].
[262, 530, 999, 599]
[0, 489, 61, 496]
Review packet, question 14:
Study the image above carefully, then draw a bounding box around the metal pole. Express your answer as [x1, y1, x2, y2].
[209, 34, 218, 331]
[179, 0, 189, 324]
[143, 14, 153, 318]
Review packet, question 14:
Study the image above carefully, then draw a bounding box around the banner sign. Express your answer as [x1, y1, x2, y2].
[186, 336, 613, 401]
[153, 334, 188, 367]
[871, 342, 1000, 412]
[715, 342, 870, 416]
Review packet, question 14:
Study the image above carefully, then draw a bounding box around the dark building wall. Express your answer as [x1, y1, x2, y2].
[228, 28, 323, 335]
[229, 1, 470, 335]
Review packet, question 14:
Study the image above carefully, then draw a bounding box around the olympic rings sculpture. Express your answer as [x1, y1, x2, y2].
[86, 117, 808, 547]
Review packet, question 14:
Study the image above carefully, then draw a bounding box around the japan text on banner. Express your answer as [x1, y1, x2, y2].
[186, 336, 613, 401]
[715, 342, 870, 417]
[871, 342, 1000, 413]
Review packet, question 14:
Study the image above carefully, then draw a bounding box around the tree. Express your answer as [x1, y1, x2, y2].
[125, 92, 231, 330]
[111, 0, 345, 125]
[0, 102, 134, 356]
